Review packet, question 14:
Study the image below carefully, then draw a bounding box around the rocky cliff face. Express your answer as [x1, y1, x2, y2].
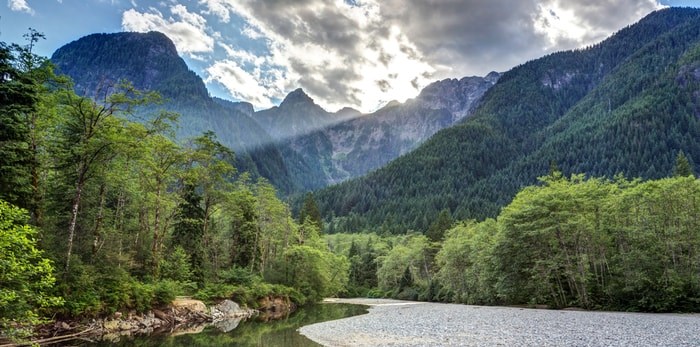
[416, 71, 501, 122]
[271, 72, 500, 186]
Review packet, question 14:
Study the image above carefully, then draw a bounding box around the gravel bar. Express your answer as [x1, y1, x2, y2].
[298, 298, 700, 346]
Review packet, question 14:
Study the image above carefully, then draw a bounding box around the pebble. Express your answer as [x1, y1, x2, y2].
[298, 299, 700, 346]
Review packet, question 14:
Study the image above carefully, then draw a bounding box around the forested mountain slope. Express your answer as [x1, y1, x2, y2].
[316, 8, 700, 234]
[51, 31, 498, 193]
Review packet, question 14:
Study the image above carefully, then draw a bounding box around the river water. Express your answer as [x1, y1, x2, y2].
[77, 303, 367, 347]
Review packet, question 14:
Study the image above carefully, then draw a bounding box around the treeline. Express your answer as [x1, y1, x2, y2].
[0, 33, 346, 336]
[329, 165, 700, 312]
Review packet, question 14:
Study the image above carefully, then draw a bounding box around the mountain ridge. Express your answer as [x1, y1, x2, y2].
[315, 7, 700, 233]
[51, 31, 498, 193]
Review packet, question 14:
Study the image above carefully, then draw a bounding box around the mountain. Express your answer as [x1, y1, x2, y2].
[51, 31, 498, 193]
[253, 88, 352, 140]
[316, 8, 700, 234]
[51, 31, 297, 192]
[269, 74, 499, 189]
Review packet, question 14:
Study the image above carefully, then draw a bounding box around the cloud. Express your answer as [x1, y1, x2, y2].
[206, 59, 278, 108]
[121, 4, 214, 55]
[199, 0, 663, 112]
[202, 0, 436, 112]
[376, 0, 662, 78]
[533, 0, 663, 49]
[8, 0, 34, 14]
[198, 0, 235, 23]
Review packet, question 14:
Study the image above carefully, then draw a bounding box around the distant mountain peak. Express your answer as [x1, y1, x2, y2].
[51, 31, 208, 100]
[485, 71, 500, 82]
[383, 100, 402, 108]
[281, 88, 314, 107]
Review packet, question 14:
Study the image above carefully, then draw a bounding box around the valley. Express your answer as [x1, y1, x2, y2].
[4, 4, 700, 346]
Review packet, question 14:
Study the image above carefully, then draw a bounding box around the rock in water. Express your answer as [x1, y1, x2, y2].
[211, 300, 243, 321]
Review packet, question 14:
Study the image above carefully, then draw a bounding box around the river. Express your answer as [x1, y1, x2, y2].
[71, 303, 367, 347]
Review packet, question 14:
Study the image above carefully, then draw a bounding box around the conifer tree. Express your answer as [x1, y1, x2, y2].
[0, 43, 35, 209]
[299, 192, 323, 231]
[673, 151, 694, 177]
[172, 183, 205, 282]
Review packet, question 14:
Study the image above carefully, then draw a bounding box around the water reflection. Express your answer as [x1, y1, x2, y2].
[78, 303, 367, 347]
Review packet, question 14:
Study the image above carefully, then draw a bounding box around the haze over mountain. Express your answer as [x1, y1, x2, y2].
[316, 7, 700, 234]
[50, 31, 497, 193]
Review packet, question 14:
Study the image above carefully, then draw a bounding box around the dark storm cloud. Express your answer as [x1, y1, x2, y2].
[376, 0, 660, 76]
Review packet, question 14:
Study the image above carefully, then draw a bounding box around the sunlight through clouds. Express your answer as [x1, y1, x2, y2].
[201, 0, 436, 112]
[534, 0, 663, 49]
[114, 0, 669, 112]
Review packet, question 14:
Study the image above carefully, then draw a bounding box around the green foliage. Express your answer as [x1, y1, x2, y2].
[60, 263, 186, 316]
[0, 43, 35, 209]
[299, 192, 323, 230]
[161, 246, 194, 283]
[171, 184, 205, 282]
[673, 151, 694, 177]
[0, 200, 63, 330]
[376, 235, 433, 297]
[426, 209, 452, 242]
[436, 219, 499, 304]
[227, 184, 259, 270]
[268, 245, 349, 303]
[431, 174, 700, 311]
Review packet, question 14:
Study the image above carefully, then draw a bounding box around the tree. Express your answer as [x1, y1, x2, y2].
[436, 219, 499, 304]
[278, 245, 349, 302]
[495, 174, 614, 308]
[673, 151, 694, 177]
[227, 183, 260, 270]
[255, 178, 293, 273]
[0, 30, 68, 225]
[299, 192, 323, 231]
[138, 124, 183, 277]
[0, 200, 63, 331]
[172, 183, 205, 283]
[55, 82, 160, 273]
[426, 209, 452, 242]
[183, 131, 235, 237]
[0, 42, 36, 209]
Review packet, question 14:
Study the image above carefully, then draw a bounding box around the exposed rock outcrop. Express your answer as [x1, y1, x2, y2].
[257, 295, 297, 321]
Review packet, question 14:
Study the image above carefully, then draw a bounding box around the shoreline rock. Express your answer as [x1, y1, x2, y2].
[36, 298, 258, 343]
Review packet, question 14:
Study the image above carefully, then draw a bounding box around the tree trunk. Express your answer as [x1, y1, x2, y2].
[65, 179, 84, 274]
[92, 183, 107, 259]
[151, 182, 162, 277]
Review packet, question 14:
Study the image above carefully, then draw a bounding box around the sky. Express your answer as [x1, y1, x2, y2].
[1, 0, 698, 113]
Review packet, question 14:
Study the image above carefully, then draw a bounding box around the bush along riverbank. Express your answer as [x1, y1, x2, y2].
[1, 295, 298, 346]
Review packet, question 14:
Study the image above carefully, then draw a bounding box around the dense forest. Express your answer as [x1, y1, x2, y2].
[315, 8, 700, 234]
[0, 33, 346, 339]
[326, 161, 700, 312]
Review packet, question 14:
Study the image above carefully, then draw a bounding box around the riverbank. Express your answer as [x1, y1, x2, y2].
[0, 298, 264, 346]
[299, 299, 700, 346]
